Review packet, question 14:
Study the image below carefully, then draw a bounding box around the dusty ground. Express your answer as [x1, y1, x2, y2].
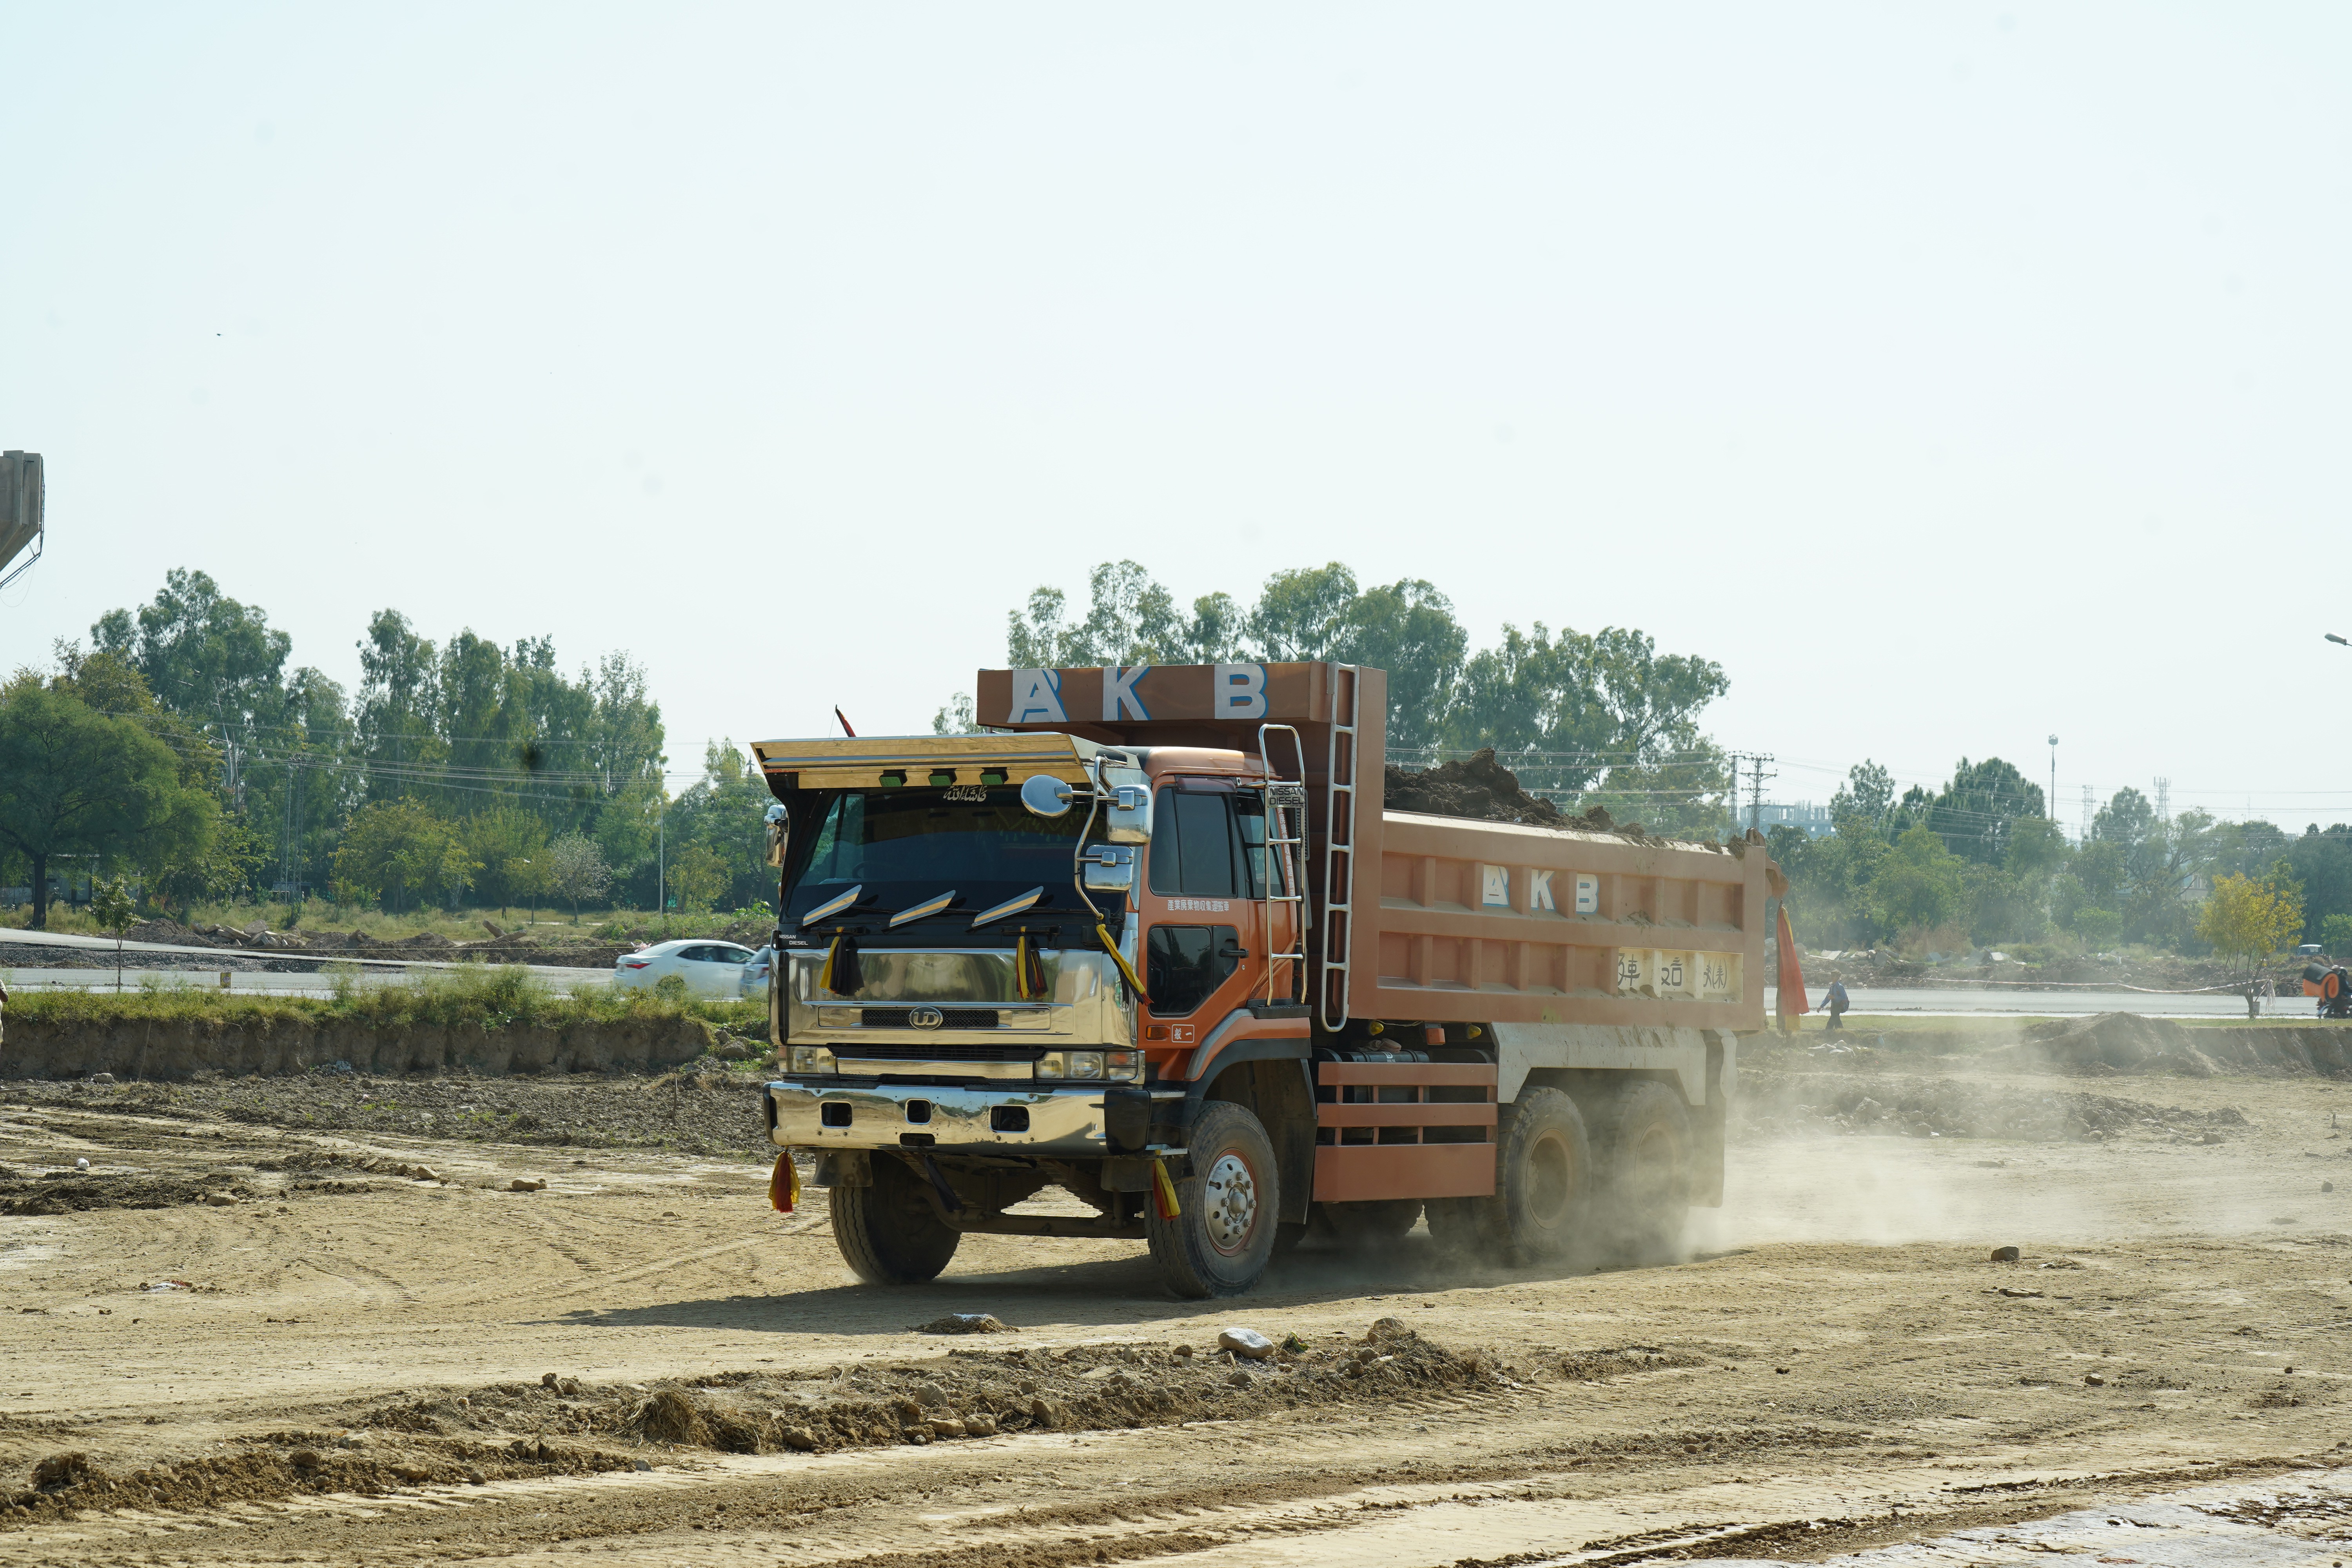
[3, 1054, 2351, 1566]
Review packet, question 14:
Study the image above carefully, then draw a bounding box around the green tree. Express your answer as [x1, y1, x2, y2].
[2002, 817, 2069, 881]
[545, 833, 612, 922]
[1870, 824, 1967, 936]
[0, 675, 220, 929]
[1927, 757, 2045, 864]
[462, 806, 548, 917]
[1829, 761, 1896, 835]
[2093, 787, 2156, 847]
[668, 844, 728, 914]
[2075, 838, 2127, 906]
[2072, 907, 2122, 947]
[2322, 912, 2352, 957]
[2287, 825, 2352, 945]
[89, 568, 293, 735]
[149, 817, 265, 920]
[91, 875, 136, 990]
[331, 798, 477, 912]
[2198, 863, 2304, 1016]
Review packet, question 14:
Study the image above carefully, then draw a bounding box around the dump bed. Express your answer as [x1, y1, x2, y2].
[975, 661, 1768, 1034]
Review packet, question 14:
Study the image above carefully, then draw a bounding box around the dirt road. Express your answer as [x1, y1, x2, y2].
[3, 1060, 2349, 1566]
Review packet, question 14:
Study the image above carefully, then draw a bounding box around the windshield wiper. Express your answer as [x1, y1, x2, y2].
[800, 884, 863, 924]
[889, 889, 958, 927]
[968, 886, 1046, 930]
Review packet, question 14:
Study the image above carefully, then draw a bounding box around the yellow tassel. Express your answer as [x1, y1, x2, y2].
[1014, 933, 1035, 1001]
[1151, 1158, 1181, 1220]
[769, 1152, 800, 1214]
[818, 935, 840, 994]
[1096, 922, 1149, 1003]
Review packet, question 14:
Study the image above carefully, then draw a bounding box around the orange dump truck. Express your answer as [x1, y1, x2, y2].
[753, 662, 1772, 1298]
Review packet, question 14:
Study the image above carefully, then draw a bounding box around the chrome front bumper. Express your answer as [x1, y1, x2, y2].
[767, 1080, 1112, 1156]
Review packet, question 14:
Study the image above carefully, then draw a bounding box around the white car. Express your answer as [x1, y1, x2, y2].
[611, 940, 760, 998]
[739, 946, 777, 998]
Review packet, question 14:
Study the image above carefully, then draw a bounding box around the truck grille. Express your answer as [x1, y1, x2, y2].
[861, 1008, 1002, 1029]
[833, 1043, 1045, 1064]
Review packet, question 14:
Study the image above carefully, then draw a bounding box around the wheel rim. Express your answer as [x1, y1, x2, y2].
[1525, 1129, 1574, 1228]
[1201, 1151, 1259, 1254]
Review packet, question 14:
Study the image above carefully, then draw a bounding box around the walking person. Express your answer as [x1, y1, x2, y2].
[1821, 971, 1850, 1032]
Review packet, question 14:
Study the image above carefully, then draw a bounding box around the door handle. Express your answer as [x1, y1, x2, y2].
[1218, 942, 1250, 959]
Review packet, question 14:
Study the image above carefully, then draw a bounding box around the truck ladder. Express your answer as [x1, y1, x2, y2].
[1254, 723, 1310, 1005]
[1318, 664, 1360, 1031]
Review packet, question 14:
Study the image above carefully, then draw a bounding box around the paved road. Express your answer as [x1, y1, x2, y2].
[1766, 984, 2296, 1019]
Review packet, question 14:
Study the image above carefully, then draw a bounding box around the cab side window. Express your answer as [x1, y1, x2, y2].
[1147, 924, 1242, 1015]
[1148, 786, 1243, 898]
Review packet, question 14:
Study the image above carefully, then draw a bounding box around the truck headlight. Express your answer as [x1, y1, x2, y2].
[786, 1046, 836, 1074]
[1037, 1049, 1141, 1081]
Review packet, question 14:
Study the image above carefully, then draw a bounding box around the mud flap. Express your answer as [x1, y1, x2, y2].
[769, 1152, 801, 1213]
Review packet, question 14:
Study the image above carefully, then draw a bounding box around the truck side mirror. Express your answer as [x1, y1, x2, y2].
[763, 803, 789, 867]
[1020, 775, 1074, 818]
[1082, 845, 1136, 892]
[1101, 767, 1151, 845]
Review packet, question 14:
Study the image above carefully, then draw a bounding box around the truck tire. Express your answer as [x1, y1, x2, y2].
[1588, 1078, 1693, 1265]
[1147, 1100, 1279, 1298]
[831, 1154, 960, 1285]
[1317, 1199, 1421, 1247]
[1426, 1087, 1590, 1264]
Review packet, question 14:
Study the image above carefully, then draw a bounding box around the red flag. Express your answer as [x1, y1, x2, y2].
[1775, 902, 1810, 1032]
[833, 706, 856, 737]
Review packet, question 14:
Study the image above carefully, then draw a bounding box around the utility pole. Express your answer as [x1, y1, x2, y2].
[2080, 785, 2094, 844]
[1747, 753, 1776, 834]
[2047, 735, 2058, 826]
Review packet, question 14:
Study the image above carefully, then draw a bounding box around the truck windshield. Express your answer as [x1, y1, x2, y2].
[783, 789, 1091, 924]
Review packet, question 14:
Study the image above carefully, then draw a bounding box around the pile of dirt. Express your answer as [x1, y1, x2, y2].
[345, 1319, 1529, 1462]
[1385, 749, 1647, 834]
[1990, 1014, 2352, 1079]
[6, 1068, 775, 1158]
[0, 1172, 265, 1216]
[2, 1322, 1539, 1525]
[3, 1435, 633, 1525]
[1737, 1068, 2248, 1143]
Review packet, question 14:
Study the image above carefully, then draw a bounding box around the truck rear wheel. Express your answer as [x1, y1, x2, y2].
[1427, 1086, 1590, 1264]
[1589, 1079, 1693, 1265]
[1147, 1101, 1279, 1298]
[831, 1154, 961, 1285]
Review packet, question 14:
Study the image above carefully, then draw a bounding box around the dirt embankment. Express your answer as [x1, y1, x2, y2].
[1737, 1071, 2252, 1144]
[1777, 1013, 2352, 1080]
[0, 1013, 719, 1082]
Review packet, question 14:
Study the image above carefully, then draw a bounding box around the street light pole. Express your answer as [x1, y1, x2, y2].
[2048, 734, 2058, 838]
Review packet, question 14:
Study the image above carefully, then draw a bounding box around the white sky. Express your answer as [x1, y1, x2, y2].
[4, 5, 2347, 830]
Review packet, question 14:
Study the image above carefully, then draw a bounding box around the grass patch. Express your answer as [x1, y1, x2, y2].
[8, 964, 768, 1039]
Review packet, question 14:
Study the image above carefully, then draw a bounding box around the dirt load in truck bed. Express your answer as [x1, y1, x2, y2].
[1385, 747, 1645, 837]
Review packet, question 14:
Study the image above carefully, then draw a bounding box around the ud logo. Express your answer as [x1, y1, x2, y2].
[908, 1006, 945, 1030]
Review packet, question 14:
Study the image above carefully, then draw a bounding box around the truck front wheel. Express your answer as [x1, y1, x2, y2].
[1147, 1101, 1279, 1298]
[1589, 1079, 1693, 1265]
[831, 1154, 961, 1285]
[1427, 1086, 1591, 1264]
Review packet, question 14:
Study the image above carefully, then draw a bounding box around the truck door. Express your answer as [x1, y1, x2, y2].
[1139, 778, 1292, 1047]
